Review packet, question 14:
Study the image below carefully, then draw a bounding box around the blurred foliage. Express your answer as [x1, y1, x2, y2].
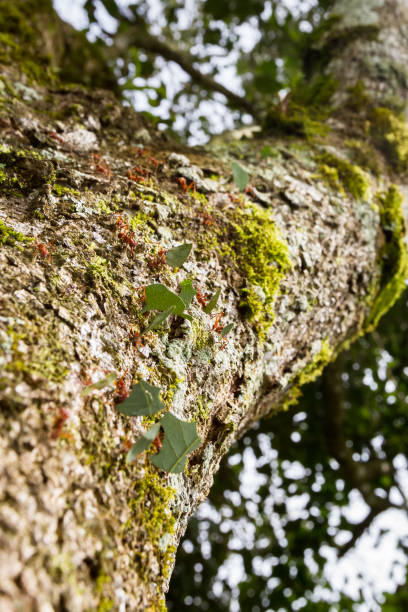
[79, 0, 336, 140]
[167, 289, 408, 610]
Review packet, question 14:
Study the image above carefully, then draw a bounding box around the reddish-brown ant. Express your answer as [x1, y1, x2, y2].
[129, 329, 144, 351]
[34, 238, 54, 264]
[51, 408, 70, 439]
[147, 247, 167, 270]
[115, 371, 130, 403]
[48, 130, 64, 143]
[177, 177, 196, 193]
[245, 185, 257, 199]
[212, 311, 224, 333]
[198, 211, 214, 226]
[90, 153, 111, 181]
[195, 288, 210, 307]
[152, 431, 164, 452]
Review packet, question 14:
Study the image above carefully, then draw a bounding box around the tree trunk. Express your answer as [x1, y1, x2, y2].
[0, 1, 407, 610]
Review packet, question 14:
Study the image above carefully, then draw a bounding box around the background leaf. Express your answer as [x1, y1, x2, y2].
[151, 412, 201, 473]
[203, 288, 221, 314]
[231, 161, 249, 191]
[126, 423, 160, 463]
[142, 283, 186, 315]
[117, 380, 164, 416]
[166, 243, 192, 267]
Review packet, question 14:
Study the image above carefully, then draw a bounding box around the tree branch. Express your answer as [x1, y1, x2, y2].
[111, 26, 259, 119]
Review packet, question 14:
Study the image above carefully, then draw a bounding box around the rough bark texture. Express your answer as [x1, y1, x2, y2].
[0, 1, 407, 610]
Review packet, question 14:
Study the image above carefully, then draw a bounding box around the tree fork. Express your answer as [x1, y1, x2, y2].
[0, 1, 407, 610]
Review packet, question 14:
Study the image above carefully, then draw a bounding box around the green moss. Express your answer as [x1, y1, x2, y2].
[346, 81, 370, 113]
[364, 185, 408, 331]
[127, 467, 175, 582]
[345, 139, 381, 176]
[317, 152, 370, 200]
[262, 102, 328, 140]
[53, 183, 80, 197]
[193, 396, 211, 422]
[191, 320, 212, 350]
[222, 203, 291, 338]
[369, 107, 408, 172]
[0, 220, 31, 247]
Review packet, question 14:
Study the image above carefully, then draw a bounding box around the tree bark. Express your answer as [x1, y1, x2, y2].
[0, 1, 407, 610]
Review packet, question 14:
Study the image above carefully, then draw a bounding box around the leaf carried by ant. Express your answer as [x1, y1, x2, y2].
[203, 288, 221, 314]
[220, 323, 234, 338]
[231, 161, 249, 191]
[151, 412, 201, 473]
[144, 306, 176, 333]
[81, 372, 117, 397]
[142, 283, 186, 315]
[166, 243, 192, 267]
[117, 380, 164, 416]
[179, 278, 196, 307]
[126, 423, 160, 464]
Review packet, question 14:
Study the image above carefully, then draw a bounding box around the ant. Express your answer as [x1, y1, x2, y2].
[198, 211, 214, 226]
[114, 215, 138, 251]
[147, 247, 167, 270]
[48, 130, 64, 144]
[152, 430, 164, 452]
[245, 185, 257, 199]
[34, 238, 54, 264]
[90, 153, 111, 181]
[177, 177, 196, 193]
[51, 408, 70, 439]
[115, 371, 130, 403]
[212, 311, 224, 334]
[228, 193, 242, 204]
[195, 288, 210, 308]
[128, 165, 149, 183]
[129, 328, 144, 351]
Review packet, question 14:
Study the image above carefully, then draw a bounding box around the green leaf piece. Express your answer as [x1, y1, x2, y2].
[260, 145, 272, 159]
[166, 243, 192, 267]
[151, 412, 201, 474]
[117, 380, 164, 417]
[81, 372, 117, 397]
[203, 288, 221, 314]
[144, 306, 176, 333]
[142, 283, 186, 315]
[231, 161, 249, 191]
[179, 279, 196, 307]
[220, 323, 234, 338]
[126, 423, 160, 464]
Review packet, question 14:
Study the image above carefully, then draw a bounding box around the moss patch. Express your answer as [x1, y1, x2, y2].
[0, 220, 31, 247]
[364, 185, 408, 331]
[222, 203, 291, 338]
[317, 152, 370, 200]
[369, 107, 408, 173]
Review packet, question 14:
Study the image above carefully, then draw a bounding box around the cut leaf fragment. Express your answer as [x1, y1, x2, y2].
[117, 380, 164, 417]
[142, 283, 186, 315]
[166, 243, 192, 267]
[231, 161, 249, 191]
[144, 306, 176, 333]
[220, 323, 234, 338]
[126, 423, 160, 464]
[203, 288, 221, 314]
[151, 412, 201, 473]
[81, 372, 117, 397]
[179, 279, 196, 307]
